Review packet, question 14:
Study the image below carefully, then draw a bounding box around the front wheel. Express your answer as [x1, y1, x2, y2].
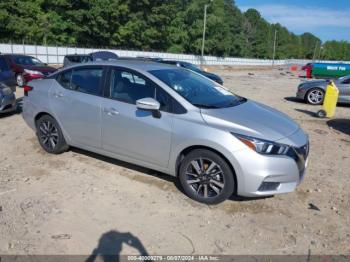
[179, 149, 235, 205]
[306, 88, 324, 105]
[36, 115, 69, 154]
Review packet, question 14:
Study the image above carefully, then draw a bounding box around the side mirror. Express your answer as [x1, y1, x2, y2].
[136, 97, 161, 118]
[136, 97, 160, 111]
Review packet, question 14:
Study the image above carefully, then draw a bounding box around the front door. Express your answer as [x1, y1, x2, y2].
[101, 67, 173, 167]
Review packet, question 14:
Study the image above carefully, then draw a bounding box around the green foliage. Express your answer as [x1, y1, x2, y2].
[0, 0, 348, 60]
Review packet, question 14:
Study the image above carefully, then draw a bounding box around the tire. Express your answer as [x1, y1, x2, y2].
[306, 88, 324, 105]
[16, 74, 25, 87]
[36, 115, 69, 154]
[179, 149, 235, 205]
[316, 109, 327, 118]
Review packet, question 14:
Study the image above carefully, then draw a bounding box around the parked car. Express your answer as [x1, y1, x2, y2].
[63, 54, 93, 67]
[296, 75, 350, 105]
[0, 82, 16, 114]
[63, 51, 118, 67]
[0, 55, 16, 89]
[0, 54, 57, 86]
[159, 60, 224, 85]
[90, 51, 118, 61]
[23, 61, 309, 204]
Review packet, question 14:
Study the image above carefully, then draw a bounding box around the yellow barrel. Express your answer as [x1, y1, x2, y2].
[320, 81, 339, 118]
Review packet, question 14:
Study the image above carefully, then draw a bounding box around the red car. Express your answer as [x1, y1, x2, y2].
[0, 54, 57, 86]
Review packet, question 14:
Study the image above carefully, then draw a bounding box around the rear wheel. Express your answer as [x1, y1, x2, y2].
[179, 149, 235, 205]
[36, 115, 69, 154]
[16, 74, 24, 87]
[306, 88, 324, 105]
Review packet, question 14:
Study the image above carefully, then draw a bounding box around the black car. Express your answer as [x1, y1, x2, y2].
[63, 54, 93, 67]
[159, 60, 223, 85]
[63, 51, 119, 67]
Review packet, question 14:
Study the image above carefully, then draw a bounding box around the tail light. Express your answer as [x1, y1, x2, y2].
[23, 85, 33, 96]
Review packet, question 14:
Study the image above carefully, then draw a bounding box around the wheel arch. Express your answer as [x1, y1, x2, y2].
[34, 112, 55, 124]
[175, 145, 238, 192]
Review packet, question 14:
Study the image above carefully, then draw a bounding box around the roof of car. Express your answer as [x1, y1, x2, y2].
[62, 60, 177, 71]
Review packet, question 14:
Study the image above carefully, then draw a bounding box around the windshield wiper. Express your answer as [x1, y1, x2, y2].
[192, 103, 219, 109]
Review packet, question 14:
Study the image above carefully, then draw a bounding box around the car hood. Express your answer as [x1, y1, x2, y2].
[201, 100, 300, 142]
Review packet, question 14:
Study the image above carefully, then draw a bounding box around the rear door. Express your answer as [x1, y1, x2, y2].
[100, 67, 174, 167]
[49, 66, 106, 149]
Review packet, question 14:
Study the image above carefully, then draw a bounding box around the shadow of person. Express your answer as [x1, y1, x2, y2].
[86, 230, 149, 262]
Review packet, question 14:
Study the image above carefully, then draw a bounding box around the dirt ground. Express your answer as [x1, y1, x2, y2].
[0, 66, 349, 256]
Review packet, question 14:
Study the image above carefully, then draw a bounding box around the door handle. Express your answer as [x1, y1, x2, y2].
[103, 107, 119, 116]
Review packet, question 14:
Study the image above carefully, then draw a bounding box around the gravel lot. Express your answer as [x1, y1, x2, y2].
[0, 67, 349, 256]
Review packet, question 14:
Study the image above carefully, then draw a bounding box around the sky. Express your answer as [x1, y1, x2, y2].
[235, 0, 350, 42]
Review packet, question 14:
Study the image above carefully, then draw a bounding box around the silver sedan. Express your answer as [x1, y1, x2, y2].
[296, 75, 350, 105]
[22, 61, 309, 204]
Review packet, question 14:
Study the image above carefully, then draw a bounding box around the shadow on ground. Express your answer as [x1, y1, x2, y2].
[71, 147, 265, 204]
[71, 147, 184, 193]
[294, 108, 318, 117]
[86, 230, 149, 262]
[284, 97, 305, 104]
[327, 119, 350, 136]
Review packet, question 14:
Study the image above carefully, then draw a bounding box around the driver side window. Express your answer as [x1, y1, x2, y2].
[109, 69, 156, 104]
[342, 78, 350, 84]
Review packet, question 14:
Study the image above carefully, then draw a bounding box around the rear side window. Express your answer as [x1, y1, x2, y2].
[56, 70, 72, 89]
[71, 68, 103, 96]
[56, 68, 103, 96]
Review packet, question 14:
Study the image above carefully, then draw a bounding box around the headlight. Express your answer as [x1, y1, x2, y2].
[24, 69, 43, 75]
[232, 133, 290, 155]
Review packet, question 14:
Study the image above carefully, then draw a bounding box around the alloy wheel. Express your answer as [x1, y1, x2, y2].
[185, 158, 225, 198]
[308, 89, 324, 104]
[38, 120, 59, 151]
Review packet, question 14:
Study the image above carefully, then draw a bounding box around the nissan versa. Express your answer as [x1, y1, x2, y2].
[22, 61, 309, 204]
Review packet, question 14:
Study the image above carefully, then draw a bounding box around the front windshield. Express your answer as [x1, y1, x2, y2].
[150, 69, 245, 109]
[15, 56, 44, 66]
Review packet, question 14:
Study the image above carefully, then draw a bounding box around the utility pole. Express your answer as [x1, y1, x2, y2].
[201, 3, 210, 65]
[272, 29, 277, 66]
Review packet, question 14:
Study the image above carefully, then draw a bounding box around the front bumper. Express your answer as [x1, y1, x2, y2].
[229, 130, 309, 197]
[0, 93, 16, 113]
[296, 88, 307, 100]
